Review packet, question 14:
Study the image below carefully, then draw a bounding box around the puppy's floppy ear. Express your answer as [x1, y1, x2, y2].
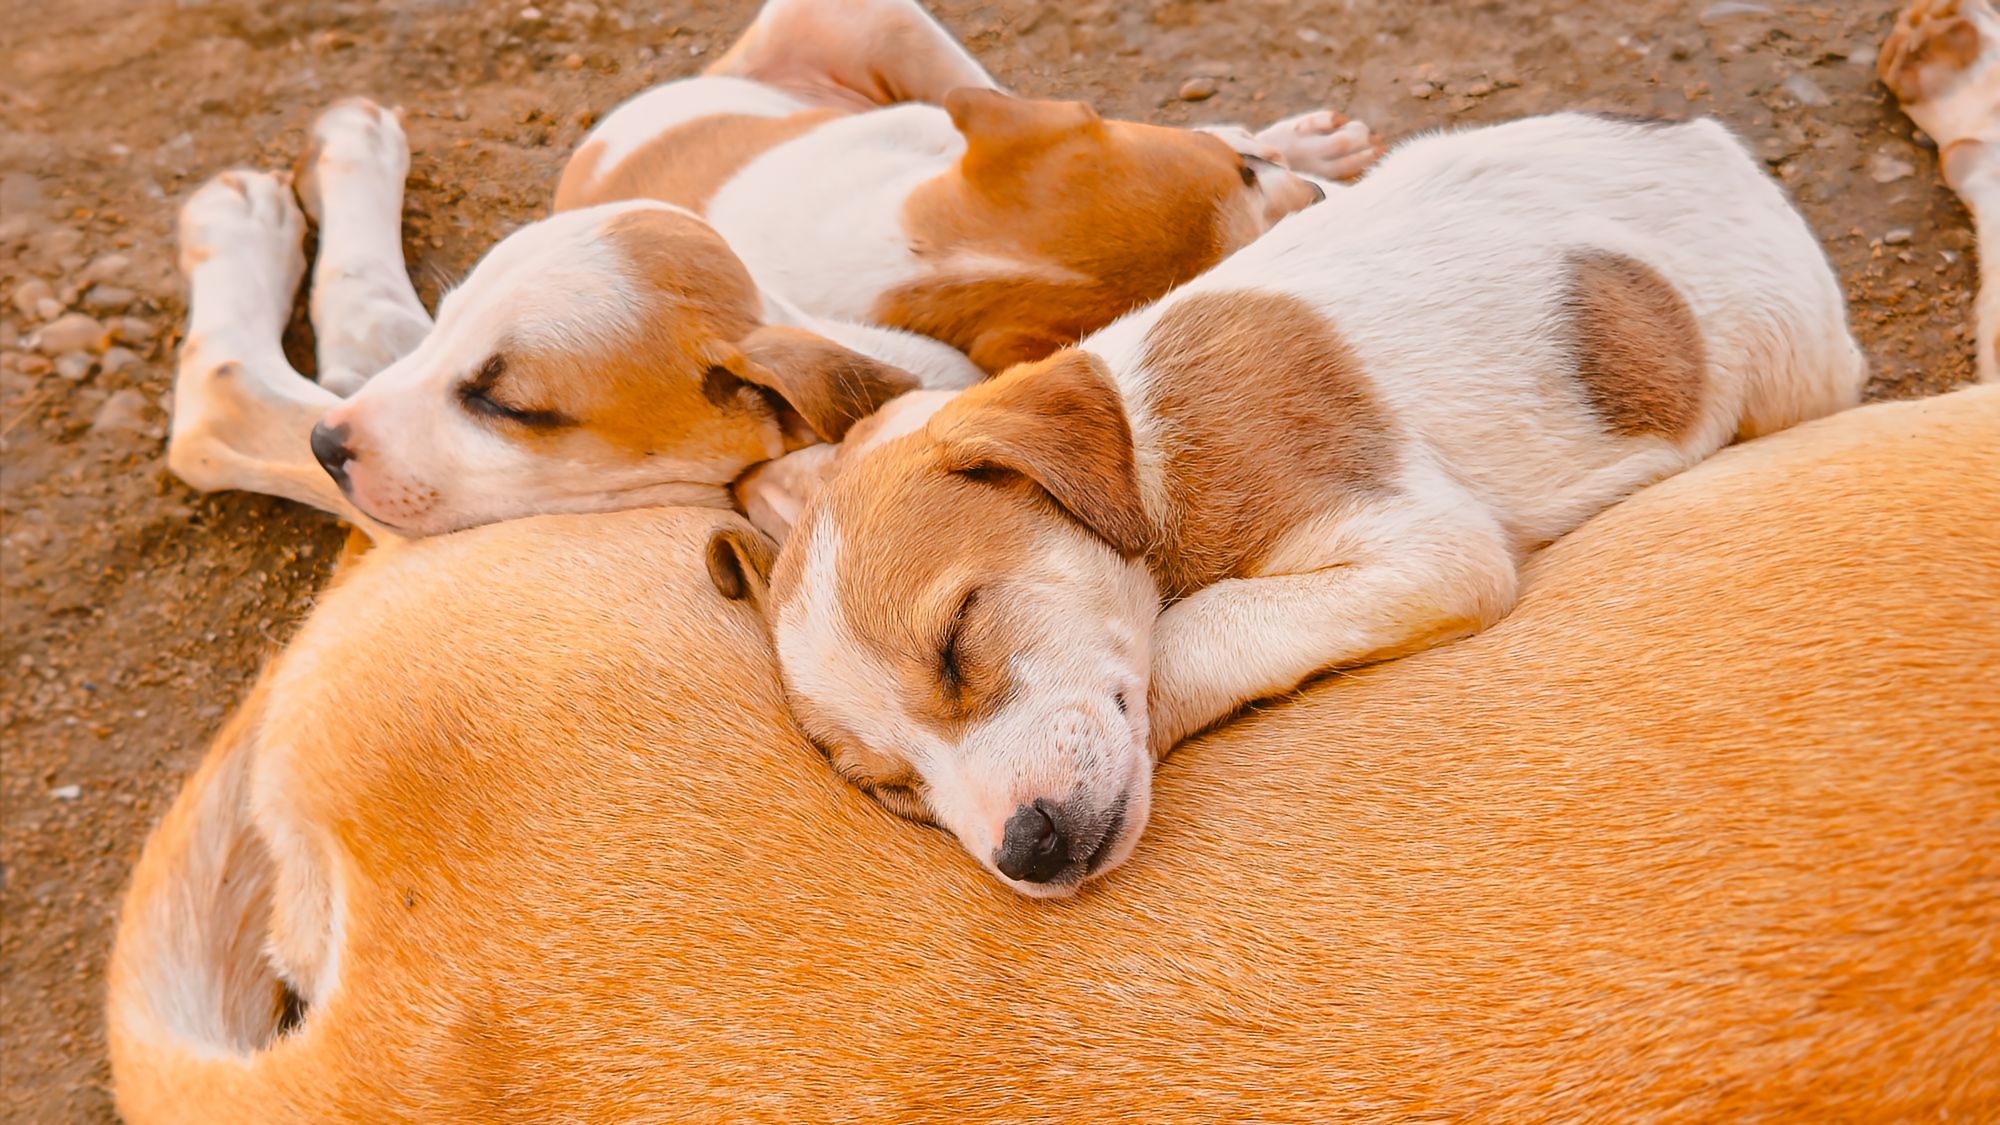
[734, 326, 921, 443]
[945, 88, 1102, 174]
[706, 521, 777, 609]
[928, 349, 1148, 557]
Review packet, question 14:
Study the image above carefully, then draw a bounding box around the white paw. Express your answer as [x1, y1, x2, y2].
[1255, 110, 1383, 182]
[178, 170, 307, 289]
[295, 97, 410, 223]
[1881, 0, 2000, 161]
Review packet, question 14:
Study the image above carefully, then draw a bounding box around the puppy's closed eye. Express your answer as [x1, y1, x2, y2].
[458, 354, 574, 430]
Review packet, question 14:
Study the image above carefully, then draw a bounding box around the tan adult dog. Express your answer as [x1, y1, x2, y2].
[108, 384, 2000, 1123]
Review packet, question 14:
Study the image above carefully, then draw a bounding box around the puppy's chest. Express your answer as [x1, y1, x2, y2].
[1129, 290, 1397, 601]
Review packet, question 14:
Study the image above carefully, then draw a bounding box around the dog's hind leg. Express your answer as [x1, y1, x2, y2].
[294, 99, 434, 397]
[1882, 0, 2000, 382]
[706, 0, 1002, 111]
[169, 170, 399, 541]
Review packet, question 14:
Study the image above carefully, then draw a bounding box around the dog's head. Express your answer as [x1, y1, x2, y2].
[878, 89, 1323, 373]
[311, 203, 916, 535]
[764, 350, 1158, 897]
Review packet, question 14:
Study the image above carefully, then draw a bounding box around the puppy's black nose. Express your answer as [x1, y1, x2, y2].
[995, 799, 1070, 884]
[310, 420, 355, 490]
[1307, 178, 1328, 204]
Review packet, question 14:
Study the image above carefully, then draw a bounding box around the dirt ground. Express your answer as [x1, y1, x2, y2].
[0, 0, 1979, 1119]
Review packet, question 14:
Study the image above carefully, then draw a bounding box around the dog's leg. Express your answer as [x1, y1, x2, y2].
[295, 99, 433, 396]
[1144, 498, 1517, 756]
[706, 0, 1002, 110]
[1882, 0, 2000, 382]
[169, 171, 399, 541]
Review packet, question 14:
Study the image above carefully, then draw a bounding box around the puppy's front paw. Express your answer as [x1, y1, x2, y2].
[295, 97, 411, 223]
[1256, 110, 1383, 181]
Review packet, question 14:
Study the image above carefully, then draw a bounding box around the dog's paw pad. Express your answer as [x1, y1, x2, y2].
[1255, 110, 1383, 181]
[295, 97, 411, 222]
[178, 170, 306, 279]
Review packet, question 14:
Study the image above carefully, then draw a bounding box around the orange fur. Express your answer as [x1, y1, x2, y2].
[111, 387, 2000, 1122]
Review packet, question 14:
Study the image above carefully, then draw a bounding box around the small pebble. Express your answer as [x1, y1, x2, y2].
[55, 352, 96, 382]
[111, 316, 155, 346]
[10, 278, 52, 319]
[1699, 0, 1771, 22]
[1869, 152, 1916, 184]
[1883, 227, 1913, 245]
[1464, 78, 1495, 97]
[1409, 81, 1437, 99]
[1179, 77, 1219, 102]
[82, 285, 137, 312]
[100, 346, 142, 376]
[50, 784, 81, 802]
[91, 387, 154, 434]
[562, 52, 583, 70]
[1781, 74, 1830, 108]
[34, 297, 64, 322]
[79, 252, 130, 286]
[32, 312, 109, 354]
[14, 353, 51, 377]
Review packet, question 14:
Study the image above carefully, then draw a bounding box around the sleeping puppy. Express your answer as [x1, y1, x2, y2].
[763, 113, 1868, 897]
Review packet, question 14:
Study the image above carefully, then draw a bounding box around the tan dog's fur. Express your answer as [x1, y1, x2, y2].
[110, 387, 2000, 1122]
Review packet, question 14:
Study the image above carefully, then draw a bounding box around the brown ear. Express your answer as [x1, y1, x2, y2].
[944, 88, 1101, 172]
[734, 326, 921, 443]
[927, 349, 1148, 556]
[706, 522, 777, 609]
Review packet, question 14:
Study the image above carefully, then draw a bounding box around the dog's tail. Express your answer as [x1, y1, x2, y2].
[106, 674, 299, 1125]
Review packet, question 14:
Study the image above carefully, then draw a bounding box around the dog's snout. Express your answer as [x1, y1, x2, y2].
[995, 799, 1070, 884]
[310, 420, 356, 490]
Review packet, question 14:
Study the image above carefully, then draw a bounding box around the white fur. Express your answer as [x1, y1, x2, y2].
[706, 103, 963, 321]
[580, 76, 814, 175]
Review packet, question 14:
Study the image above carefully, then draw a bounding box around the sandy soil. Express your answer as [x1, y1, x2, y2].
[0, 0, 1978, 1119]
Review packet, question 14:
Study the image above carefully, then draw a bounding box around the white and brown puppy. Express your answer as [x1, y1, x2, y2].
[767, 112, 1868, 896]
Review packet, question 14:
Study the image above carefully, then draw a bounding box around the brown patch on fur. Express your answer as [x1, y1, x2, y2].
[1137, 290, 1394, 600]
[735, 325, 920, 443]
[1879, 1, 1983, 104]
[553, 110, 842, 214]
[928, 350, 1147, 554]
[788, 435, 1045, 741]
[479, 209, 777, 477]
[870, 92, 1276, 374]
[1561, 250, 1708, 440]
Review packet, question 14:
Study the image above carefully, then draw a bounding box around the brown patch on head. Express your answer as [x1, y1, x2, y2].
[458, 208, 781, 480]
[1136, 290, 1394, 599]
[553, 110, 842, 214]
[771, 432, 1051, 752]
[1560, 250, 1707, 441]
[872, 91, 1286, 374]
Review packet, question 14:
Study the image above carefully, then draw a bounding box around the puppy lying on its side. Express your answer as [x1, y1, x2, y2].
[169, 0, 1368, 540]
[766, 113, 1867, 896]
